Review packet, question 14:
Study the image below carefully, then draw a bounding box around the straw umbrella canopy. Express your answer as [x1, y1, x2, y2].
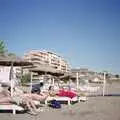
[59, 72, 72, 80]
[28, 64, 64, 76]
[0, 54, 33, 96]
[0, 54, 33, 81]
[0, 54, 32, 66]
[24, 64, 64, 89]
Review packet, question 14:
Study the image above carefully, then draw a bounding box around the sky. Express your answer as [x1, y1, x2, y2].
[0, 0, 120, 74]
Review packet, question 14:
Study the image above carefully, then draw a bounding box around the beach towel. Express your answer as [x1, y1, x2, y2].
[56, 89, 77, 99]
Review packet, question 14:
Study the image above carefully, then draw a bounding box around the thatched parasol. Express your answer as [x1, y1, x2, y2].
[0, 54, 32, 66]
[59, 72, 72, 80]
[28, 64, 64, 76]
[0, 54, 33, 96]
[23, 64, 64, 90]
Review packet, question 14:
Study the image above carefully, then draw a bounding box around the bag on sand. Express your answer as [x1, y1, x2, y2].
[50, 100, 61, 109]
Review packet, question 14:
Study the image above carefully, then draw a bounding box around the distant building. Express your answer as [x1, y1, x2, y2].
[71, 68, 104, 83]
[23, 50, 70, 72]
[71, 68, 88, 75]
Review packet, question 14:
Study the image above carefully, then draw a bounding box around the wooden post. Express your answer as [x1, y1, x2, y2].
[30, 71, 33, 93]
[10, 62, 14, 97]
[76, 72, 79, 90]
[103, 72, 106, 96]
[52, 77, 55, 86]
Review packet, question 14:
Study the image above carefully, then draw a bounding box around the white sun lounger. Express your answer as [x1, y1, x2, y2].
[45, 96, 78, 105]
[0, 104, 24, 114]
[78, 96, 88, 102]
[45, 95, 88, 105]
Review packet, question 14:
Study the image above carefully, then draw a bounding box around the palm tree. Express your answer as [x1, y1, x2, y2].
[0, 40, 17, 57]
[0, 40, 7, 55]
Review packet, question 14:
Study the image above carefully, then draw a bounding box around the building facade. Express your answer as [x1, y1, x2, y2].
[23, 50, 70, 72]
[71, 68, 104, 83]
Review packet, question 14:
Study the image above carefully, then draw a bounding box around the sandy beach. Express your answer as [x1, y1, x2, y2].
[0, 82, 120, 120]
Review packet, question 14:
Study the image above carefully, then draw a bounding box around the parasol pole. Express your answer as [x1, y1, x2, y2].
[44, 72, 47, 84]
[103, 71, 106, 96]
[10, 62, 16, 115]
[52, 77, 55, 86]
[30, 70, 33, 93]
[10, 62, 14, 97]
[49, 74, 52, 86]
[76, 72, 79, 90]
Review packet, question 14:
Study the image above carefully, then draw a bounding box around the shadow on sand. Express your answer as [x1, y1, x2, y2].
[89, 93, 120, 97]
[0, 110, 26, 114]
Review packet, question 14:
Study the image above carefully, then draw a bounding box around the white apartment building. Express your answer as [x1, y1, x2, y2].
[23, 50, 70, 72]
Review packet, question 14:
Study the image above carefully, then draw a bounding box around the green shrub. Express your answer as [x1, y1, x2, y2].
[21, 73, 31, 84]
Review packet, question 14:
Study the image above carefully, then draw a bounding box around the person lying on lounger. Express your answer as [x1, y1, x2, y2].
[48, 86, 77, 98]
[0, 81, 48, 102]
[0, 86, 48, 115]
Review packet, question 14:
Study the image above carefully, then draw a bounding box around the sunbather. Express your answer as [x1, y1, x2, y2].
[48, 86, 77, 98]
[0, 86, 48, 115]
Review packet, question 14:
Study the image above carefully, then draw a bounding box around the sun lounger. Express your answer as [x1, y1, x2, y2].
[78, 96, 88, 102]
[0, 104, 24, 114]
[45, 95, 88, 105]
[45, 96, 78, 105]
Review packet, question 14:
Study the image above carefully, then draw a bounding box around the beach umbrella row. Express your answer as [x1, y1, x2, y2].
[22, 64, 64, 91]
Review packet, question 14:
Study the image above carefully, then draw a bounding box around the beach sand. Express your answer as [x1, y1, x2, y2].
[0, 82, 120, 120]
